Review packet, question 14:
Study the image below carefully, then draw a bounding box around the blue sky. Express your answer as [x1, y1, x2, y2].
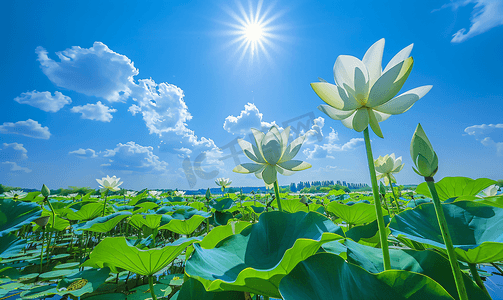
[1, 0, 502, 191]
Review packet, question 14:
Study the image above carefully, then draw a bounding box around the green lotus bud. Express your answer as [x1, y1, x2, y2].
[379, 182, 386, 196]
[410, 123, 438, 178]
[205, 188, 211, 200]
[41, 184, 50, 197]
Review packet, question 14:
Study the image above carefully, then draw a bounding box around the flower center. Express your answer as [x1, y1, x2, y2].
[356, 93, 367, 106]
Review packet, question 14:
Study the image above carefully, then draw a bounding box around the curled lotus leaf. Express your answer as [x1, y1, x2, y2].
[279, 252, 454, 300]
[66, 203, 104, 221]
[73, 211, 132, 233]
[415, 177, 497, 201]
[159, 214, 206, 235]
[185, 211, 344, 298]
[389, 201, 503, 263]
[342, 239, 491, 300]
[0, 199, 41, 236]
[325, 201, 385, 225]
[82, 237, 200, 276]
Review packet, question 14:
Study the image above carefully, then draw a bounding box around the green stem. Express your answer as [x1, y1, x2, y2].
[148, 275, 157, 300]
[380, 194, 391, 216]
[102, 190, 108, 217]
[39, 227, 45, 273]
[469, 263, 491, 299]
[425, 179, 469, 300]
[363, 127, 391, 271]
[273, 181, 283, 212]
[386, 174, 401, 214]
[45, 231, 52, 264]
[491, 262, 503, 275]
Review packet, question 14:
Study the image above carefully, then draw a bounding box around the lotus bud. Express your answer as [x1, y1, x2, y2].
[34, 216, 50, 227]
[41, 184, 50, 197]
[410, 123, 438, 178]
[300, 195, 308, 204]
[379, 182, 386, 196]
[205, 188, 211, 201]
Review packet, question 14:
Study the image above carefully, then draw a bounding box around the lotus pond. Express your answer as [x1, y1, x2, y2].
[1, 176, 502, 300]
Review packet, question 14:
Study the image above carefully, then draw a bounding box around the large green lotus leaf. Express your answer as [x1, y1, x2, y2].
[173, 277, 246, 300]
[0, 234, 26, 258]
[185, 211, 344, 298]
[211, 211, 234, 226]
[308, 203, 325, 214]
[343, 239, 490, 300]
[415, 177, 497, 201]
[17, 191, 42, 202]
[453, 195, 503, 209]
[159, 215, 206, 235]
[130, 214, 162, 229]
[209, 198, 234, 211]
[189, 201, 206, 211]
[278, 252, 454, 300]
[74, 212, 132, 233]
[281, 200, 308, 213]
[55, 267, 110, 297]
[0, 199, 41, 236]
[325, 201, 385, 225]
[345, 215, 391, 243]
[199, 221, 252, 249]
[127, 283, 172, 300]
[82, 237, 199, 276]
[66, 203, 104, 221]
[389, 201, 503, 263]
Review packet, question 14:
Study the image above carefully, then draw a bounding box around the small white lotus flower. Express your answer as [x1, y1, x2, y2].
[480, 184, 500, 197]
[215, 178, 232, 191]
[3, 190, 27, 199]
[149, 190, 162, 198]
[174, 191, 186, 197]
[68, 193, 78, 198]
[125, 191, 138, 197]
[96, 175, 123, 192]
[374, 153, 404, 185]
[311, 38, 432, 138]
[233, 126, 311, 185]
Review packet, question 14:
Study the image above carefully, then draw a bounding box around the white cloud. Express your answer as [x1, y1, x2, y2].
[303, 128, 364, 159]
[304, 117, 325, 144]
[223, 103, 281, 135]
[465, 123, 503, 155]
[68, 148, 98, 158]
[36, 42, 138, 102]
[0, 119, 51, 139]
[102, 141, 169, 173]
[71, 101, 117, 122]
[129, 79, 192, 136]
[437, 0, 503, 43]
[0, 143, 28, 161]
[14, 90, 71, 112]
[1, 161, 32, 173]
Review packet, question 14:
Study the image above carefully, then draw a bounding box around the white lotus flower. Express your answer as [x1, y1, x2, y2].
[374, 153, 404, 185]
[215, 178, 232, 191]
[479, 184, 500, 197]
[125, 191, 138, 197]
[3, 190, 27, 199]
[96, 175, 123, 192]
[174, 191, 186, 197]
[311, 38, 432, 138]
[149, 190, 162, 198]
[68, 193, 78, 198]
[233, 126, 311, 185]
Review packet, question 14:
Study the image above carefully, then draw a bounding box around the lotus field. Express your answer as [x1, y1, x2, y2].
[1, 39, 503, 300]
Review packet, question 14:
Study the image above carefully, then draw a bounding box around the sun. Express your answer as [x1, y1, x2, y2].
[221, 0, 285, 64]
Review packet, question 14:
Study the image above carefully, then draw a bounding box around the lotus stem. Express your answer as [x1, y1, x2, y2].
[425, 178, 469, 300]
[45, 231, 52, 264]
[491, 262, 503, 275]
[468, 263, 491, 299]
[102, 189, 109, 217]
[363, 127, 391, 271]
[39, 227, 45, 273]
[148, 275, 157, 300]
[386, 174, 401, 214]
[273, 181, 283, 212]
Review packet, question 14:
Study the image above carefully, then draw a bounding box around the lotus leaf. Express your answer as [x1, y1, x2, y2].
[82, 237, 200, 275]
[211, 211, 234, 226]
[389, 201, 503, 263]
[343, 239, 490, 300]
[325, 201, 384, 225]
[173, 277, 246, 300]
[345, 215, 391, 243]
[159, 214, 206, 235]
[415, 177, 497, 201]
[281, 199, 308, 213]
[185, 211, 344, 298]
[279, 252, 454, 300]
[0, 234, 26, 258]
[128, 283, 172, 300]
[33, 210, 70, 232]
[66, 203, 104, 221]
[156, 205, 211, 219]
[130, 214, 162, 230]
[209, 198, 234, 211]
[74, 211, 131, 233]
[0, 199, 41, 236]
